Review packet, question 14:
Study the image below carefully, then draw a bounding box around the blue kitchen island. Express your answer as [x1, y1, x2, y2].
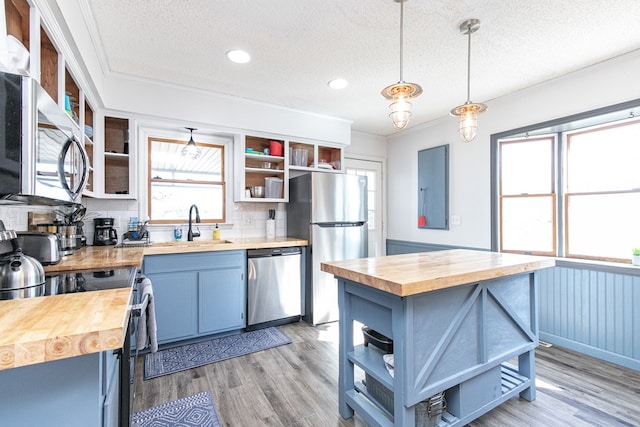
[321, 249, 555, 427]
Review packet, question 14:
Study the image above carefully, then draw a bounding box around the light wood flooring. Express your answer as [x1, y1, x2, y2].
[132, 321, 640, 426]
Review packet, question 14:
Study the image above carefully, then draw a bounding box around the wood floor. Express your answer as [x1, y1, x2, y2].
[132, 321, 640, 426]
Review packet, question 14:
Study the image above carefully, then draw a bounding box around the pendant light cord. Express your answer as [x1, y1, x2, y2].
[466, 23, 472, 103]
[399, 0, 404, 83]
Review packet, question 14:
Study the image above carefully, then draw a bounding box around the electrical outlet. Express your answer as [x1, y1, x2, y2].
[451, 215, 461, 226]
[243, 215, 254, 226]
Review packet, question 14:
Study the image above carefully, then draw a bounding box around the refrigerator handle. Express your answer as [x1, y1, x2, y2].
[315, 221, 366, 228]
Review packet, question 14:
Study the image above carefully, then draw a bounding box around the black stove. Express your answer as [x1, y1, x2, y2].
[45, 267, 136, 295]
[0, 266, 136, 300]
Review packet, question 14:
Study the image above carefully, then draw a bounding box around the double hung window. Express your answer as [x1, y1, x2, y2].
[495, 105, 640, 263]
[147, 136, 226, 224]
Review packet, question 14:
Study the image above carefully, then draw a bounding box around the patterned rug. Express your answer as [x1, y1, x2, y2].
[144, 327, 292, 379]
[131, 391, 220, 427]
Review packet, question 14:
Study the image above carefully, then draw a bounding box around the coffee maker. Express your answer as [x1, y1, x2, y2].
[93, 218, 118, 246]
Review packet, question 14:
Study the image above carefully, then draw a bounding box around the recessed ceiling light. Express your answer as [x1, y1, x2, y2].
[226, 49, 251, 64]
[328, 78, 348, 90]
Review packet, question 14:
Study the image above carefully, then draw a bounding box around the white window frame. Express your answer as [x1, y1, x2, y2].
[492, 99, 640, 263]
[136, 125, 234, 225]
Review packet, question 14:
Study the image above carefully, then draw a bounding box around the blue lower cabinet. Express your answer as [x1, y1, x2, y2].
[0, 351, 117, 427]
[199, 268, 245, 334]
[143, 250, 247, 345]
[103, 351, 120, 427]
[148, 271, 198, 343]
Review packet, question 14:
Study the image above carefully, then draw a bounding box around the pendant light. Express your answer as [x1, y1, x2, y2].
[450, 19, 487, 143]
[181, 127, 201, 159]
[381, 0, 422, 130]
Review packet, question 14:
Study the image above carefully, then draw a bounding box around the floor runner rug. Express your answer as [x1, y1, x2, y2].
[144, 327, 291, 379]
[131, 391, 221, 427]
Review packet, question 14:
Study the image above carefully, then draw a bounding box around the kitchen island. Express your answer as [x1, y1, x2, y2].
[321, 249, 555, 427]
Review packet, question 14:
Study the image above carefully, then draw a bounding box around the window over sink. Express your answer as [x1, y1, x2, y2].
[147, 136, 226, 224]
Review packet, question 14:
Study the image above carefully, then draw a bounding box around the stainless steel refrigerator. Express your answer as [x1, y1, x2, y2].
[287, 172, 368, 325]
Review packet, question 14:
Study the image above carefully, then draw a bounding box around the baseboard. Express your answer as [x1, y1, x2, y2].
[539, 332, 640, 372]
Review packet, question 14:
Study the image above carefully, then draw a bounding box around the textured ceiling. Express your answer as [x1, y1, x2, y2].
[74, 0, 640, 136]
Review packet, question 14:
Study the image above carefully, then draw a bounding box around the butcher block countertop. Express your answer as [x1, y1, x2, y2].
[1, 238, 306, 371]
[143, 236, 308, 255]
[44, 245, 145, 273]
[0, 288, 132, 370]
[321, 249, 556, 297]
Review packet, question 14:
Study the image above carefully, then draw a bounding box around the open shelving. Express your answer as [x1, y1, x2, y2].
[103, 116, 131, 196]
[235, 134, 345, 202]
[289, 140, 343, 172]
[4, 0, 30, 53]
[239, 136, 287, 202]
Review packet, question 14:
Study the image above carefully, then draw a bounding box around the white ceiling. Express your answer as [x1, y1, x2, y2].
[77, 0, 640, 137]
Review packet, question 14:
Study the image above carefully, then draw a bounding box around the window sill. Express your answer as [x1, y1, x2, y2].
[555, 257, 640, 276]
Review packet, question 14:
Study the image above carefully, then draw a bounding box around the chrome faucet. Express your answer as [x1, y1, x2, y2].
[187, 204, 201, 241]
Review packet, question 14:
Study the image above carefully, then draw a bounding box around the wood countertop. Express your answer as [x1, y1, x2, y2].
[143, 237, 308, 256]
[1, 238, 306, 370]
[0, 288, 132, 370]
[321, 249, 556, 297]
[43, 237, 307, 270]
[44, 246, 145, 273]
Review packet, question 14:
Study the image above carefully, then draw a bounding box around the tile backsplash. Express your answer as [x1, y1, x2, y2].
[0, 199, 288, 244]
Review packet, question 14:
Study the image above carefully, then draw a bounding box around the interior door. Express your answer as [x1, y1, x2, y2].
[345, 158, 384, 257]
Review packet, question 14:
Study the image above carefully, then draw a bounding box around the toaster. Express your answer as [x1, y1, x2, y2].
[16, 232, 61, 265]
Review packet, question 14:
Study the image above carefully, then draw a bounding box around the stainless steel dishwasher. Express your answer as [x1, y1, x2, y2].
[247, 247, 302, 329]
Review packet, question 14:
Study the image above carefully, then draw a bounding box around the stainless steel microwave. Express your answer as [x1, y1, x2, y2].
[0, 71, 88, 206]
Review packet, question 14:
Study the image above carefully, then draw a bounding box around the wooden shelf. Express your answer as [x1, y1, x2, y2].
[245, 167, 284, 174]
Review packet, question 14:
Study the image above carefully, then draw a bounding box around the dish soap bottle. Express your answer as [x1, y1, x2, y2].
[213, 224, 220, 241]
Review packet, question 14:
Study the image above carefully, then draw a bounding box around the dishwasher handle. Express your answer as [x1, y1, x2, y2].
[247, 247, 302, 258]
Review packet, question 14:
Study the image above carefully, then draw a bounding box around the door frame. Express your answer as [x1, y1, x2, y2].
[344, 155, 386, 256]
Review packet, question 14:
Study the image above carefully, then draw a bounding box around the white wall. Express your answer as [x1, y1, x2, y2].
[347, 131, 387, 159]
[387, 50, 640, 249]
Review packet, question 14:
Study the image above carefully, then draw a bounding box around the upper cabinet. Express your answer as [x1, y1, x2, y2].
[4, 0, 138, 200]
[100, 115, 133, 197]
[39, 26, 58, 102]
[289, 140, 343, 172]
[4, 0, 30, 55]
[82, 98, 95, 195]
[235, 135, 288, 202]
[234, 134, 344, 202]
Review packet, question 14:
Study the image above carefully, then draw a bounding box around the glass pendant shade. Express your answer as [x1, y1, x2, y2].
[384, 83, 421, 129]
[181, 127, 201, 159]
[390, 97, 412, 129]
[451, 102, 486, 142]
[450, 19, 486, 143]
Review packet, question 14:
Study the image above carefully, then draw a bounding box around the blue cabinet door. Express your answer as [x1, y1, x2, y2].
[147, 271, 198, 343]
[103, 352, 120, 427]
[0, 353, 103, 427]
[199, 267, 245, 334]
